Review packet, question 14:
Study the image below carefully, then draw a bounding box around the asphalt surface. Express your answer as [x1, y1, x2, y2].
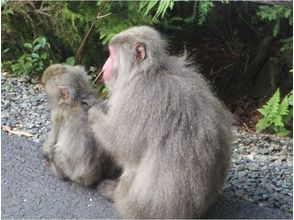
[1, 132, 292, 219]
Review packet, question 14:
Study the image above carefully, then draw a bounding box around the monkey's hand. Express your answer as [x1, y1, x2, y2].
[88, 106, 105, 125]
[88, 106, 114, 149]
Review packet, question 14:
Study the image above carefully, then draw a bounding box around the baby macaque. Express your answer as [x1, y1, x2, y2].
[42, 64, 116, 186]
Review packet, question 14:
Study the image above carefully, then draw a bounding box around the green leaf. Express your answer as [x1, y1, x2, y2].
[41, 53, 48, 60]
[65, 56, 75, 65]
[272, 21, 280, 37]
[154, 0, 174, 19]
[31, 53, 40, 59]
[23, 43, 32, 49]
[288, 93, 293, 106]
[276, 127, 290, 137]
[3, 48, 10, 53]
[279, 96, 289, 116]
[33, 44, 42, 52]
[273, 115, 283, 127]
[257, 107, 267, 116]
[256, 118, 270, 132]
[143, 1, 158, 17]
[265, 89, 280, 118]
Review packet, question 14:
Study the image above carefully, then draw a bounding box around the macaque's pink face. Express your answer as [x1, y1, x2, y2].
[102, 46, 114, 82]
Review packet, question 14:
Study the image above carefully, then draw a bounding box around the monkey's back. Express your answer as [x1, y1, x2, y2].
[53, 108, 103, 186]
[111, 59, 233, 218]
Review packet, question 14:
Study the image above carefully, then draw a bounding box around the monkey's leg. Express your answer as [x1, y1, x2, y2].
[98, 179, 119, 202]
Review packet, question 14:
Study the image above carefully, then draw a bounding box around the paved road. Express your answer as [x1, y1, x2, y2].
[1, 132, 292, 219]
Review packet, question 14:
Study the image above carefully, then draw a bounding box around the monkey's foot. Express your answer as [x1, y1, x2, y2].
[42, 159, 50, 167]
[98, 179, 118, 202]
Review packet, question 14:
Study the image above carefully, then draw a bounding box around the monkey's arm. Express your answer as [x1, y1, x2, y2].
[43, 119, 60, 160]
[88, 106, 115, 150]
[43, 130, 55, 159]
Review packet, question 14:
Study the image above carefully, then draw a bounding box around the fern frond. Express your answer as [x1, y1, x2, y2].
[256, 118, 270, 132]
[154, 0, 174, 19]
[142, 1, 158, 16]
[263, 88, 280, 118]
[273, 115, 283, 127]
[280, 95, 289, 116]
[288, 92, 293, 106]
[257, 107, 267, 116]
[139, 0, 174, 20]
[276, 127, 290, 137]
[256, 88, 292, 136]
[198, 1, 214, 25]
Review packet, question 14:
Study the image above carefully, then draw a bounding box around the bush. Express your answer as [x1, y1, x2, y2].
[10, 36, 51, 76]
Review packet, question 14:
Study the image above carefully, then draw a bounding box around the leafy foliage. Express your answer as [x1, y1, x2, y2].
[197, 1, 215, 25]
[139, 0, 174, 20]
[1, 1, 155, 66]
[256, 89, 292, 136]
[280, 37, 293, 65]
[65, 57, 75, 66]
[183, 1, 215, 25]
[96, 2, 155, 44]
[10, 36, 51, 76]
[257, 5, 293, 37]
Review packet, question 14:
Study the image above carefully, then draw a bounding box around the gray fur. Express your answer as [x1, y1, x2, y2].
[42, 64, 114, 186]
[89, 26, 233, 218]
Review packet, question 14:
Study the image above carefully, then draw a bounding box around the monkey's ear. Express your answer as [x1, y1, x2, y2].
[135, 43, 146, 62]
[59, 86, 70, 100]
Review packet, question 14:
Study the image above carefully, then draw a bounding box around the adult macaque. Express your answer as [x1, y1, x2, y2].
[89, 26, 233, 218]
[42, 64, 116, 186]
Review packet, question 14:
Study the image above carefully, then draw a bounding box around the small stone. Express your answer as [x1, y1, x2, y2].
[246, 154, 254, 160]
[259, 201, 269, 207]
[20, 103, 27, 109]
[248, 164, 259, 171]
[33, 138, 40, 143]
[235, 190, 245, 197]
[237, 165, 246, 171]
[270, 157, 278, 162]
[272, 144, 282, 151]
[238, 171, 247, 178]
[27, 124, 35, 129]
[22, 94, 29, 99]
[279, 155, 287, 162]
[2, 72, 9, 78]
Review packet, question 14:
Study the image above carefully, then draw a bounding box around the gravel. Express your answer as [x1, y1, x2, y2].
[1, 76, 293, 214]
